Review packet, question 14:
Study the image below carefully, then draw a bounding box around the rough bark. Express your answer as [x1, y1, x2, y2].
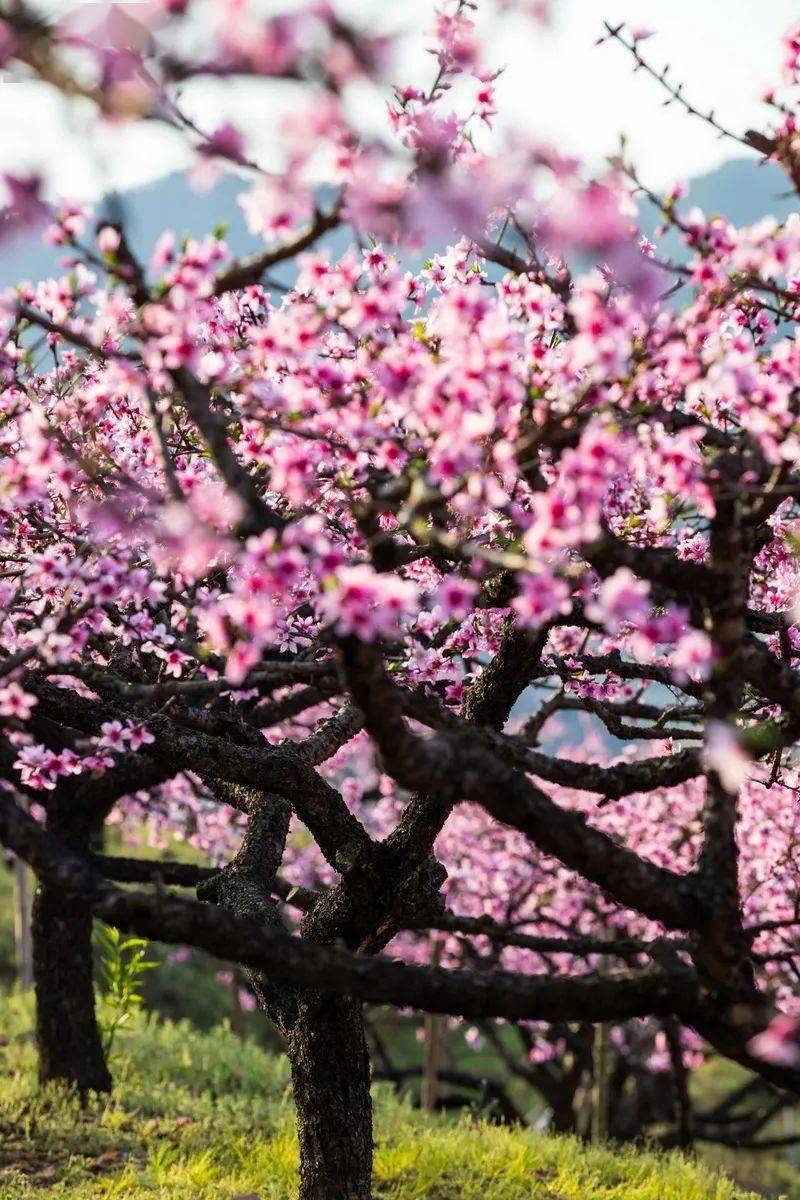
[287, 993, 373, 1200]
[696, 469, 759, 1008]
[32, 797, 110, 1094]
[197, 787, 374, 1200]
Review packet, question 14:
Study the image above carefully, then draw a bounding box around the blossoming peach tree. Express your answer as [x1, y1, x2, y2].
[4, 0, 800, 1194]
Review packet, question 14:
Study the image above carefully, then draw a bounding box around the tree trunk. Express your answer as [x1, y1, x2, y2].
[13, 856, 33, 989]
[287, 992, 373, 1200]
[195, 788, 373, 1199]
[32, 801, 111, 1094]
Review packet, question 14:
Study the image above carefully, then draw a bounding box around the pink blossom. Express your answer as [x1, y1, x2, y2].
[239, 178, 314, 241]
[5, 0, 800, 1122]
[98, 720, 128, 751]
[126, 722, 155, 750]
[749, 1015, 800, 1066]
[0, 174, 49, 247]
[320, 565, 419, 641]
[433, 576, 479, 621]
[237, 987, 258, 1012]
[98, 226, 121, 256]
[512, 572, 572, 628]
[201, 122, 246, 163]
[703, 722, 751, 794]
[543, 181, 632, 255]
[586, 569, 651, 634]
[0, 683, 37, 720]
[670, 630, 715, 682]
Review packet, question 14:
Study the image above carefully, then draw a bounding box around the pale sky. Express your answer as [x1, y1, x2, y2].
[1, 0, 797, 201]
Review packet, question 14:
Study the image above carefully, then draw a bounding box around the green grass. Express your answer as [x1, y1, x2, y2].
[0, 991, 768, 1200]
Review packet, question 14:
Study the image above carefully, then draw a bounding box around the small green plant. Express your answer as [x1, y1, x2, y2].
[95, 922, 156, 1057]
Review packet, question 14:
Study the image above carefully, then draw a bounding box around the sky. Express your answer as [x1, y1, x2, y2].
[0, 0, 797, 201]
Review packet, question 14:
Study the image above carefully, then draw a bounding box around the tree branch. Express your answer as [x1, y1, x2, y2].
[0, 790, 702, 1024]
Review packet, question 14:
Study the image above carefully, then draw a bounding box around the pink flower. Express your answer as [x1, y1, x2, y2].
[97, 225, 121, 256]
[320, 565, 419, 641]
[167, 947, 191, 964]
[14, 744, 83, 790]
[0, 683, 37, 721]
[0, 174, 49, 247]
[98, 720, 127, 750]
[433, 576, 478, 621]
[201, 122, 246, 163]
[192, 123, 248, 191]
[225, 641, 261, 685]
[671, 630, 714, 682]
[749, 1015, 800, 1066]
[783, 26, 800, 82]
[703, 722, 751, 794]
[402, 109, 460, 158]
[586, 568, 650, 633]
[14, 744, 60, 791]
[543, 181, 632, 255]
[512, 572, 572, 628]
[237, 987, 257, 1012]
[464, 1026, 485, 1051]
[126, 721, 155, 750]
[161, 648, 188, 678]
[150, 231, 175, 272]
[238, 178, 313, 241]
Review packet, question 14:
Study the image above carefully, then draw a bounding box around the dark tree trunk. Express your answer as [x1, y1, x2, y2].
[32, 799, 111, 1094]
[287, 992, 373, 1200]
[196, 787, 374, 1200]
[548, 1092, 579, 1135]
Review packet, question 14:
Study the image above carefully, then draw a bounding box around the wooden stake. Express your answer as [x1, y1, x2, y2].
[591, 1018, 611, 1143]
[13, 857, 33, 990]
[422, 938, 444, 1112]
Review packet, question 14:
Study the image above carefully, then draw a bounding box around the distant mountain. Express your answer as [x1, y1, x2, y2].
[667, 157, 796, 229]
[0, 174, 349, 289]
[638, 157, 797, 268]
[2, 156, 797, 291]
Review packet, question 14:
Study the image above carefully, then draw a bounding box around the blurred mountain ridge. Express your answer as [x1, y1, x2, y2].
[1, 156, 797, 287]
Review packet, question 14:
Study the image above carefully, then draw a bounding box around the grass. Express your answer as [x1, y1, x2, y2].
[2, 860, 799, 1197]
[0, 990, 770, 1200]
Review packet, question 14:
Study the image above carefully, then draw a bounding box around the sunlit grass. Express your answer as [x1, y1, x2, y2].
[0, 990, 767, 1199]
